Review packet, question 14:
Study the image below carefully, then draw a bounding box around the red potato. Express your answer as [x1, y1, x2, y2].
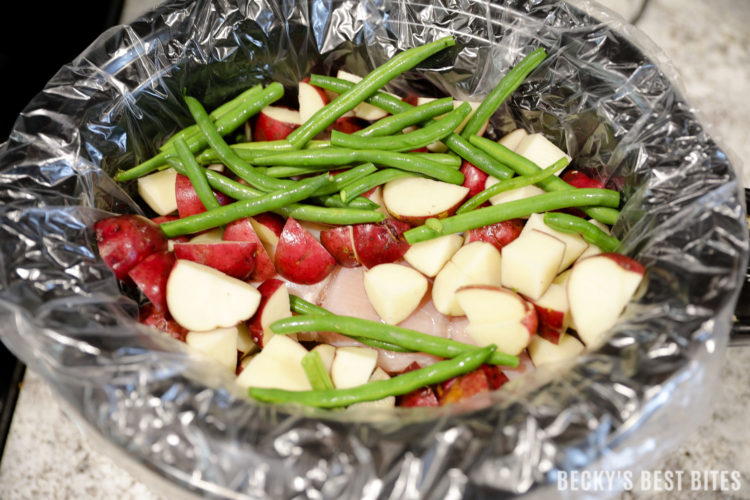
[139, 303, 187, 342]
[95, 214, 168, 281]
[247, 278, 292, 348]
[567, 253, 645, 346]
[298, 80, 329, 124]
[437, 368, 490, 405]
[223, 218, 277, 281]
[460, 161, 489, 198]
[561, 169, 605, 190]
[249, 212, 285, 258]
[253, 105, 302, 142]
[396, 362, 439, 408]
[382, 177, 469, 225]
[175, 173, 234, 218]
[463, 218, 525, 252]
[527, 283, 569, 344]
[320, 225, 360, 267]
[351, 219, 411, 268]
[275, 217, 336, 284]
[128, 250, 176, 313]
[152, 215, 189, 248]
[173, 241, 256, 281]
[331, 116, 366, 134]
[480, 364, 510, 390]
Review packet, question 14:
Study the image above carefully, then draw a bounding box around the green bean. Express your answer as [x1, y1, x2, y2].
[317, 163, 378, 195]
[159, 174, 330, 237]
[543, 212, 620, 252]
[196, 140, 331, 165]
[184, 95, 294, 193]
[271, 315, 519, 367]
[200, 170, 383, 225]
[250, 148, 464, 185]
[160, 84, 263, 152]
[411, 153, 462, 168]
[404, 188, 620, 244]
[331, 102, 472, 152]
[286, 36, 455, 148]
[248, 345, 495, 408]
[287, 295, 412, 352]
[461, 48, 547, 138]
[308, 75, 411, 115]
[469, 136, 620, 225]
[442, 133, 514, 179]
[170, 137, 220, 211]
[456, 157, 568, 214]
[355, 97, 455, 138]
[301, 351, 335, 391]
[340, 169, 417, 202]
[264, 165, 335, 178]
[115, 83, 283, 182]
[308, 195, 378, 210]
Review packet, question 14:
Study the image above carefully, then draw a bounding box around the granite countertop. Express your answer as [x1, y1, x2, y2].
[1, 0, 749, 498]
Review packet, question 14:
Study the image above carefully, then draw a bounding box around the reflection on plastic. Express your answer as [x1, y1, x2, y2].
[0, 0, 746, 499]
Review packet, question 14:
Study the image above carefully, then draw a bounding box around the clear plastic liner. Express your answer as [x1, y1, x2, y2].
[0, 0, 746, 498]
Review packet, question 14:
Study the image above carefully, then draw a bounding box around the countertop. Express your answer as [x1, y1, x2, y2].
[0, 0, 749, 498]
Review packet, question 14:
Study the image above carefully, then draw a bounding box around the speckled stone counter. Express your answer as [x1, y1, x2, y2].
[0, 0, 748, 498]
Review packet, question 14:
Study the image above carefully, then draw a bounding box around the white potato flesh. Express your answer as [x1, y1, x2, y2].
[167, 260, 261, 332]
[312, 344, 336, 373]
[501, 229, 565, 301]
[138, 168, 178, 216]
[528, 333, 584, 366]
[454, 286, 528, 324]
[261, 105, 302, 125]
[403, 234, 463, 278]
[298, 81, 327, 124]
[465, 321, 532, 356]
[347, 367, 396, 411]
[330, 346, 378, 389]
[188, 227, 224, 244]
[363, 263, 428, 325]
[337, 70, 390, 121]
[522, 213, 588, 272]
[514, 133, 571, 173]
[567, 255, 643, 346]
[497, 129, 528, 151]
[236, 335, 311, 390]
[185, 327, 239, 372]
[382, 177, 469, 220]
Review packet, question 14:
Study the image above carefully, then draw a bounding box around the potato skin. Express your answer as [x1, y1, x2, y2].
[95, 214, 168, 281]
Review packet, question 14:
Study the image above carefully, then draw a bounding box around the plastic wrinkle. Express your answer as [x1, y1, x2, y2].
[0, 1, 746, 499]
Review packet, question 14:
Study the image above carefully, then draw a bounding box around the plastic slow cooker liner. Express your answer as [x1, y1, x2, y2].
[0, 0, 746, 498]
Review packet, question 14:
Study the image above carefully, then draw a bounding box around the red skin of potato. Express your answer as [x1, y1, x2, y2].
[480, 364, 510, 390]
[128, 250, 176, 313]
[95, 214, 168, 281]
[173, 241, 256, 281]
[396, 362, 439, 408]
[460, 161, 489, 199]
[351, 219, 411, 268]
[275, 217, 336, 285]
[139, 303, 187, 342]
[331, 116, 366, 134]
[437, 368, 490, 405]
[561, 169, 605, 190]
[253, 212, 285, 239]
[598, 252, 646, 275]
[223, 218, 277, 281]
[152, 215, 189, 245]
[320, 225, 360, 268]
[464, 219, 525, 252]
[253, 107, 300, 142]
[247, 278, 286, 348]
[175, 174, 234, 218]
[530, 301, 565, 344]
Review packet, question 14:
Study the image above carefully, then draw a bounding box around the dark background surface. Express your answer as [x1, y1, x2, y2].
[0, 0, 124, 462]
